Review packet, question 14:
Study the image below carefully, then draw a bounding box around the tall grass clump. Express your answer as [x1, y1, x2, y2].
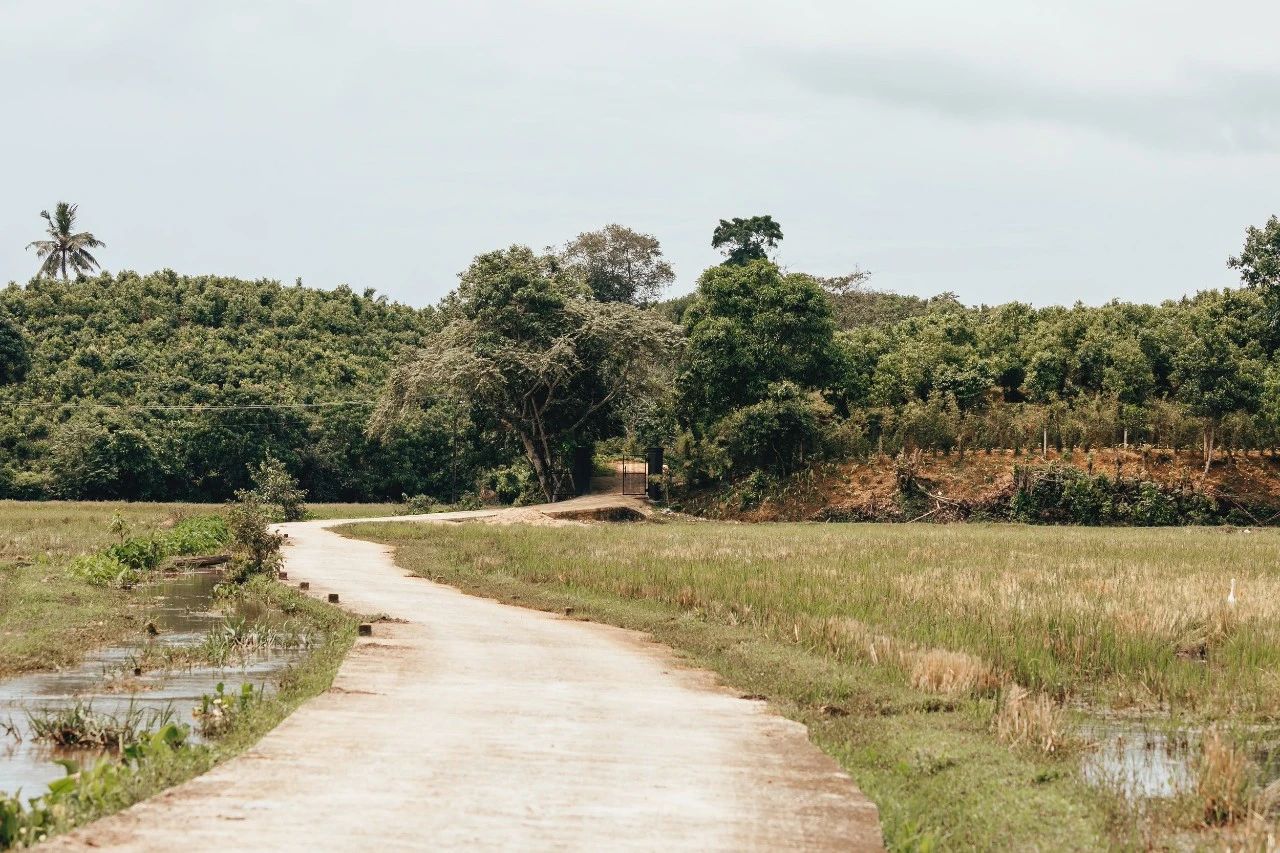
[993, 685, 1068, 754]
[1196, 727, 1253, 826]
[26, 702, 179, 751]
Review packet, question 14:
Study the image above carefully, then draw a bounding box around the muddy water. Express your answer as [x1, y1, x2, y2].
[1079, 723, 1197, 798]
[1080, 721, 1280, 799]
[0, 571, 304, 796]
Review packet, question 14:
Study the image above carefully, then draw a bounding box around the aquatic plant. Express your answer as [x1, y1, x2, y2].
[193, 682, 259, 738]
[26, 702, 179, 751]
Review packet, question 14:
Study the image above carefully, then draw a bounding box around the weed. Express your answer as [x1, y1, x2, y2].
[193, 682, 259, 738]
[26, 702, 180, 751]
[1197, 727, 1253, 826]
[993, 685, 1067, 754]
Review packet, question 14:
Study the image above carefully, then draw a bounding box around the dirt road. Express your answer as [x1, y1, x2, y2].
[49, 497, 882, 851]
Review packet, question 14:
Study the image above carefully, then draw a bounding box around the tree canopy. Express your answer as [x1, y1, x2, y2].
[711, 215, 783, 265]
[559, 224, 674, 305]
[375, 246, 682, 500]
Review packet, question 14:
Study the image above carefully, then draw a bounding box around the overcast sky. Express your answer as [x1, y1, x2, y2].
[2, 1, 1278, 308]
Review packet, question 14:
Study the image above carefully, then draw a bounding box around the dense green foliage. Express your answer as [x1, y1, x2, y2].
[6, 213, 1280, 512]
[0, 271, 484, 501]
[376, 245, 682, 500]
[670, 217, 1280, 495]
[68, 514, 232, 587]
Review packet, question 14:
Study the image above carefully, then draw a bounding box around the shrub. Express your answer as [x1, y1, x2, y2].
[480, 463, 540, 505]
[159, 515, 231, 555]
[714, 382, 830, 476]
[1129, 482, 1179, 526]
[400, 493, 436, 515]
[104, 537, 166, 572]
[68, 553, 136, 588]
[226, 491, 284, 582]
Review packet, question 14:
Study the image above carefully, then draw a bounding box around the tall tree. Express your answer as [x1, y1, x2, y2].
[711, 215, 783, 265]
[1229, 215, 1280, 349]
[374, 246, 682, 501]
[677, 259, 835, 426]
[26, 202, 105, 279]
[560, 224, 675, 305]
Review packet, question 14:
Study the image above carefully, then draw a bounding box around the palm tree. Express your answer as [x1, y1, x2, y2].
[26, 202, 105, 279]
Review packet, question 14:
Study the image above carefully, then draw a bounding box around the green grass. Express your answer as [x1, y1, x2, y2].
[0, 500, 391, 676]
[342, 519, 1280, 850]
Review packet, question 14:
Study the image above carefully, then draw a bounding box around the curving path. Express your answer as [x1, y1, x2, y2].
[49, 497, 882, 851]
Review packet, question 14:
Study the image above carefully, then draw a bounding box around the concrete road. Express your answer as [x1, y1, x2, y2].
[49, 498, 883, 851]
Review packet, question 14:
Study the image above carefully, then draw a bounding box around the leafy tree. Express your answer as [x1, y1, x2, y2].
[375, 246, 682, 501]
[714, 382, 831, 475]
[0, 313, 28, 384]
[227, 491, 284, 582]
[1172, 324, 1262, 473]
[711, 215, 783, 265]
[46, 410, 170, 499]
[560, 224, 674, 305]
[26, 203, 105, 280]
[0, 271, 444, 501]
[677, 260, 835, 426]
[248, 455, 307, 521]
[1229, 215, 1280, 342]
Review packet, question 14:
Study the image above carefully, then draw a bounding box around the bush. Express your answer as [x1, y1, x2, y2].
[480, 463, 540, 505]
[104, 537, 167, 573]
[226, 491, 284, 582]
[1129, 482, 1179, 526]
[714, 383, 830, 476]
[159, 515, 231, 555]
[68, 553, 136, 588]
[400, 493, 436, 515]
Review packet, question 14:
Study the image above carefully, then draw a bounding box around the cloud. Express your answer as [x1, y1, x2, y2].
[773, 48, 1280, 153]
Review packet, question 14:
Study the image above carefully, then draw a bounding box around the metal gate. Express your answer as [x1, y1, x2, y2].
[619, 458, 647, 495]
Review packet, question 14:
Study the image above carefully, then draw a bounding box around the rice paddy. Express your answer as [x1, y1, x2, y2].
[347, 518, 1280, 850]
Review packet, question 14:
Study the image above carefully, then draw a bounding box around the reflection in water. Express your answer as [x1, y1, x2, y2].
[0, 571, 303, 796]
[1079, 723, 1197, 799]
[1080, 721, 1280, 800]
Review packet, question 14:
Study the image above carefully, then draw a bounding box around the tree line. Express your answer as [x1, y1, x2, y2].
[2, 207, 1279, 504]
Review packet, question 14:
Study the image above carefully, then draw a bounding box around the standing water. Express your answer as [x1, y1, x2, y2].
[0, 570, 307, 795]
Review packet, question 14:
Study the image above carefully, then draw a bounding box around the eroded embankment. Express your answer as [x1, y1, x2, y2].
[679, 449, 1280, 525]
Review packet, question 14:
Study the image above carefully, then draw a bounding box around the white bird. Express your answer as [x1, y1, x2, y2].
[1227, 578, 1237, 609]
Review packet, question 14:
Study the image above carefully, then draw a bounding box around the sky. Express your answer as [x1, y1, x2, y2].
[2, 0, 1278, 308]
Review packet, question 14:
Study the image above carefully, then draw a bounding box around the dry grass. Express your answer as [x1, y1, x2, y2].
[994, 685, 1067, 754]
[345, 518, 1280, 849]
[390, 520, 1280, 717]
[911, 648, 999, 696]
[1198, 727, 1254, 827]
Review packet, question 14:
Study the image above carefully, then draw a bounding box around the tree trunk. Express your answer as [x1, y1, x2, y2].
[1122, 427, 1128, 449]
[1042, 428, 1048, 459]
[1203, 425, 1215, 476]
[518, 432, 555, 502]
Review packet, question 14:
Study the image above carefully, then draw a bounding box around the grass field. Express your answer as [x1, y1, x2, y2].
[0, 500, 392, 677]
[345, 519, 1280, 850]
